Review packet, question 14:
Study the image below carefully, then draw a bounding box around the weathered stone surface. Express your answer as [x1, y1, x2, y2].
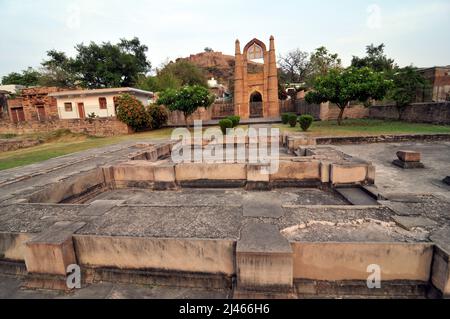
[397, 150, 421, 162]
[330, 163, 368, 185]
[270, 161, 320, 181]
[392, 216, 437, 230]
[24, 221, 86, 275]
[335, 187, 379, 206]
[175, 163, 247, 181]
[243, 192, 283, 218]
[80, 200, 124, 217]
[292, 242, 433, 281]
[74, 235, 235, 275]
[431, 246, 450, 296]
[393, 159, 425, 169]
[237, 223, 293, 289]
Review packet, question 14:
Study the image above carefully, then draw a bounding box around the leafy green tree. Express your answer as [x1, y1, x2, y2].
[39, 50, 77, 87]
[1, 67, 41, 87]
[159, 60, 207, 88]
[306, 67, 392, 125]
[351, 44, 396, 73]
[42, 37, 150, 89]
[308, 46, 342, 82]
[389, 66, 427, 120]
[157, 85, 214, 127]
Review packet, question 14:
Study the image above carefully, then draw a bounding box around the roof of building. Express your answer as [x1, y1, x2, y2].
[48, 87, 154, 98]
[418, 66, 450, 71]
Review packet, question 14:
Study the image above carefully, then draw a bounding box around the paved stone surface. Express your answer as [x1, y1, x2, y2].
[243, 192, 283, 218]
[0, 275, 231, 299]
[335, 142, 450, 200]
[80, 200, 125, 217]
[237, 223, 291, 253]
[335, 187, 379, 206]
[392, 216, 438, 230]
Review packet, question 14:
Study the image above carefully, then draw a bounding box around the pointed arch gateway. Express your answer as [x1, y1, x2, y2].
[234, 36, 279, 119]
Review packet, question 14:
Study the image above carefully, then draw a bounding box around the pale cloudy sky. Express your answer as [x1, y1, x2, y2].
[1, 0, 449, 77]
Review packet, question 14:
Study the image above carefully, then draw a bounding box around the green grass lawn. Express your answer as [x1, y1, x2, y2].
[274, 119, 450, 136]
[1, 119, 449, 171]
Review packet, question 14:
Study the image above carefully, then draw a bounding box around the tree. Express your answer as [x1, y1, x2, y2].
[306, 67, 392, 125]
[389, 66, 427, 120]
[278, 49, 311, 84]
[115, 94, 151, 131]
[308, 46, 342, 82]
[41, 37, 151, 89]
[1, 67, 41, 87]
[159, 60, 207, 88]
[351, 44, 396, 73]
[204, 47, 214, 52]
[39, 50, 77, 87]
[157, 85, 214, 127]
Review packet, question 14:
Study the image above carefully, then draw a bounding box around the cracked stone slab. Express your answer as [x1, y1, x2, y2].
[381, 201, 416, 216]
[392, 216, 437, 230]
[243, 192, 284, 218]
[28, 221, 87, 244]
[430, 227, 450, 254]
[80, 200, 125, 217]
[335, 187, 379, 206]
[237, 222, 291, 253]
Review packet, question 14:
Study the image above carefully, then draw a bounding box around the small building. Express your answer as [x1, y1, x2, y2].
[49, 87, 154, 120]
[7, 87, 67, 123]
[418, 66, 450, 102]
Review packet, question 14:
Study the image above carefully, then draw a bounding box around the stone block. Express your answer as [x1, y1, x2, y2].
[392, 159, 425, 169]
[73, 236, 235, 275]
[80, 200, 124, 217]
[237, 223, 293, 289]
[292, 242, 433, 282]
[112, 161, 155, 182]
[270, 160, 320, 181]
[24, 222, 86, 276]
[246, 164, 270, 182]
[330, 163, 368, 185]
[431, 247, 450, 297]
[397, 150, 421, 162]
[320, 162, 331, 183]
[175, 163, 247, 181]
[153, 164, 177, 190]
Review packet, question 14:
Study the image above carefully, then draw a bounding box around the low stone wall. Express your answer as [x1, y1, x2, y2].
[167, 107, 212, 126]
[369, 102, 450, 124]
[0, 118, 131, 137]
[0, 138, 42, 152]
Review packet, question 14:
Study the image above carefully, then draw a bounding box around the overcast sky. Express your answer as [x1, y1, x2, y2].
[1, 0, 449, 77]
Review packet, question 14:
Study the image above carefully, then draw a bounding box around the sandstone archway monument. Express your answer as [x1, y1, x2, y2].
[234, 36, 279, 119]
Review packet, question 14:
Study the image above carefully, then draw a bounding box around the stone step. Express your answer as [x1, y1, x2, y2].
[236, 222, 293, 290]
[335, 187, 379, 206]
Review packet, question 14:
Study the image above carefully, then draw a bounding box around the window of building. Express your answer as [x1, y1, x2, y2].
[64, 102, 73, 112]
[99, 97, 107, 109]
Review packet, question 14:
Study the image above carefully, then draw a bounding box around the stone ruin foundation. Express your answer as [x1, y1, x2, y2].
[0, 133, 449, 299]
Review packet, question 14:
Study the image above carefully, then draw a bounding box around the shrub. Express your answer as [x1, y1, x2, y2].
[298, 114, 314, 131]
[227, 115, 241, 128]
[116, 94, 152, 131]
[288, 114, 298, 127]
[281, 113, 291, 125]
[219, 119, 233, 135]
[148, 105, 169, 129]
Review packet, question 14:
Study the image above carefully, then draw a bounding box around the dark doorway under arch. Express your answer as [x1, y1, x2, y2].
[250, 91, 263, 118]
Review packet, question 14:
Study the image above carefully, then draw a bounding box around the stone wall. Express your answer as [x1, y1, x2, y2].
[167, 107, 213, 126]
[369, 102, 450, 124]
[0, 117, 131, 137]
[19, 87, 67, 121]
